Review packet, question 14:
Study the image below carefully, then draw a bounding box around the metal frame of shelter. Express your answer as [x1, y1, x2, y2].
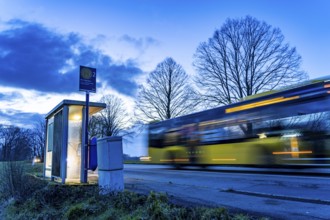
[44, 100, 106, 184]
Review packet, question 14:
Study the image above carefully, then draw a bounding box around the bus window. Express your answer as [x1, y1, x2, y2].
[164, 129, 180, 146]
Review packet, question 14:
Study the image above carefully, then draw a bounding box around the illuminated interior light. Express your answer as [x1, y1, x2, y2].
[290, 136, 299, 158]
[140, 156, 151, 161]
[324, 84, 330, 88]
[33, 157, 41, 163]
[200, 119, 231, 127]
[258, 133, 267, 139]
[160, 159, 189, 162]
[67, 156, 76, 168]
[226, 97, 283, 113]
[73, 114, 81, 120]
[160, 159, 173, 162]
[282, 133, 301, 138]
[272, 151, 312, 155]
[225, 96, 300, 113]
[212, 158, 237, 161]
[173, 159, 189, 162]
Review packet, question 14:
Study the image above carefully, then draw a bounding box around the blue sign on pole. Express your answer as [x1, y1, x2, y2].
[79, 65, 96, 183]
[79, 66, 96, 93]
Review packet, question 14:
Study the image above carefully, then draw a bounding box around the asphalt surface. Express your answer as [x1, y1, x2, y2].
[123, 164, 330, 220]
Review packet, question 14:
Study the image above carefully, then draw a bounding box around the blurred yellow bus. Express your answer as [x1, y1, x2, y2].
[147, 77, 330, 167]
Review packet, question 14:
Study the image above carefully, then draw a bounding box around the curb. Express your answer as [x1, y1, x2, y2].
[221, 189, 330, 205]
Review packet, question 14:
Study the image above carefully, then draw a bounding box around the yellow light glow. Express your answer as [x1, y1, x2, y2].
[160, 159, 172, 162]
[212, 158, 237, 161]
[290, 136, 299, 158]
[32, 157, 41, 164]
[160, 158, 189, 162]
[200, 119, 229, 127]
[225, 96, 300, 113]
[258, 133, 267, 139]
[272, 151, 312, 155]
[67, 156, 76, 168]
[73, 114, 81, 120]
[173, 159, 189, 162]
[140, 156, 151, 161]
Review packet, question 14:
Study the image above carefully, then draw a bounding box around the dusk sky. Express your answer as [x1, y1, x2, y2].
[0, 0, 329, 128]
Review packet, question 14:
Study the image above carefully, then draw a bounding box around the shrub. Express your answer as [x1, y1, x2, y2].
[65, 203, 88, 219]
[0, 161, 48, 203]
[146, 191, 171, 219]
[200, 207, 230, 220]
[112, 190, 147, 212]
[0, 171, 258, 220]
[0, 161, 26, 201]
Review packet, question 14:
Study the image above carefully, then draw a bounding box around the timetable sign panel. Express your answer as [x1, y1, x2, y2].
[79, 66, 96, 93]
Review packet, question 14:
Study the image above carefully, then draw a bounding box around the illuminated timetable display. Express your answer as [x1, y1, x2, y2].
[79, 66, 96, 93]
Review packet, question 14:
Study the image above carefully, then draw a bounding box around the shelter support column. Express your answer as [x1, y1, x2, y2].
[60, 105, 69, 184]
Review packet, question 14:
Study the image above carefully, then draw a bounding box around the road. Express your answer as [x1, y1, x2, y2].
[123, 164, 330, 220]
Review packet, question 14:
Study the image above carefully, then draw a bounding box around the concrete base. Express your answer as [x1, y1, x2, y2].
[98, 170, 124, 194]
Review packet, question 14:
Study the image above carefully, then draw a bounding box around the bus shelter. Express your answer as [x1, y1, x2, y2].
[44, 100, 106, 183]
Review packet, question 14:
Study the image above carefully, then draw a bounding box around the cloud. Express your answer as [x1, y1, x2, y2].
[119, 34, 159, 51]
[0, 91, 24, 100]
[0, 109, 43, 128]
[97, 59, 143, 96]
[0, 19, 144, 96]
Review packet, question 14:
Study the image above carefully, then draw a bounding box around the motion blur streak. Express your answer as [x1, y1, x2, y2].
[212, 159, 237, 161]
[147, 77, 330, 167]
[272, 151, 313, 155]
[225, 96, 300, 113]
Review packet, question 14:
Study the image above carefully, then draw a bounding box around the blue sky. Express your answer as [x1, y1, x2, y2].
[0, 0, 329, 128]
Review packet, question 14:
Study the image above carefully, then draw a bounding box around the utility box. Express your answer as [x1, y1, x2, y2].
[97, 136, 124, 193]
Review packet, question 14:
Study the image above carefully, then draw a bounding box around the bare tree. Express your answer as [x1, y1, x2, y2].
[194, 15, 307, 107]
[32, 117, 46, 161]
[97, 95, 131, 137]
[88, 115, 101, 138]
[0, 125, 33, 161]
[0, 125, 20, 160]
[135, 57, 199, 122]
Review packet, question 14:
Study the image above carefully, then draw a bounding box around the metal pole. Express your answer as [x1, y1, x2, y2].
[84, 92, 90, 183]
[80, 107, 86, 183]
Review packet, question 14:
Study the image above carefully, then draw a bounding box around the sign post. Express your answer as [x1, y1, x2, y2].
[79, 66, 96, 183]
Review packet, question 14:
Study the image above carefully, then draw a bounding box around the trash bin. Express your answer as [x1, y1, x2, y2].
[97, 136, 124, 193]
[88, 137, 98, 171]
